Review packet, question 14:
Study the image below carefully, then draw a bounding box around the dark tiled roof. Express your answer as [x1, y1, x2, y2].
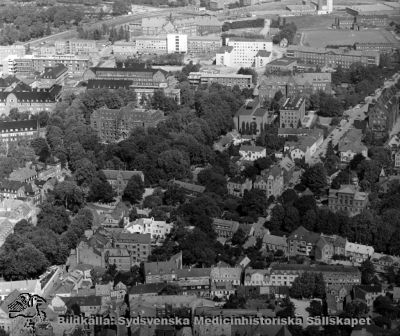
[129, 283, 167, 295]
[41, 64, 68, 79]
[62, 296, 102, 308]
[87, 79, 133, 90]
[177, 268, 211, 279]
[288, 225, 320, 243]
[271, 263, 360, 274]
[101, 169, 144, 182]
[0, 85, 61, 103]
[0, 180, 25, 191]
[0, 119, 37, 132]
[114, 232, 151, 245]
[0, 76, 19, 88]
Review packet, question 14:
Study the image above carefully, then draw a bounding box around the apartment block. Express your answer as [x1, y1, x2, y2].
[328, 184, 368, 216]
[54, 39, 97, 56]
[368, 86, 399, 138]
[187, 36, 221, 54]
[189, 72, 252, 89]
[10, 55, 90, 77]
[288, 226, 320, 257]
[286, 45, 380, 69]
[269, 264, 361, 287]
[279, 96, 306, 129]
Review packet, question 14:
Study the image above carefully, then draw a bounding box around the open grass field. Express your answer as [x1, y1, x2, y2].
[301, 28, 398, 47]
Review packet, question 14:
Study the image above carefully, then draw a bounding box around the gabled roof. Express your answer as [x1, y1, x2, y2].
[0, 290, 21, 314]
[0, 119, 38, 132]
[62, 296, 102, 308]
[239, 145, 265, 152]
[262, 233, 287, 246]
[101, 169, 144, 182]
[87, 79, 133, 90]
[177, 268, 211, 279]
[288, 225, 319, 243]
[172, 180, 205, 193]
[41, 64, 68, 79]
[129, 283, 167, 295]
[144, 252, 182, 276]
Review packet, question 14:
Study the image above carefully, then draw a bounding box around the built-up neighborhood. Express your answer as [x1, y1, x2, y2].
[0, 0, 399, 336]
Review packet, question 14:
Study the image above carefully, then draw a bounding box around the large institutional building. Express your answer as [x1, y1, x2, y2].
[6, 55, 90, 77]
[216, 37, 273, 67]
[0, 84, 62, 115]
[130, 15, 222, 37]
[0, 120, 39, 143]
[113, 35, 221, 57]
[257, 72, 332, 100]
[83, 64, 180, 104]
[188, 72, 253, 89]
[90, 103, 166, 143]
[286, 45, 380, 69]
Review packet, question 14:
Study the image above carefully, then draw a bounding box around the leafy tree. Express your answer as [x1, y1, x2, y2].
[360, 260, 376, 285]
[237, 67, 257, 84]
[157, 149, 191, 180]
[31, 137, 50, 162]
[37, 203, 70, 234]
[344, 301, 368, 318]
[240, 189, 266, 220]
[301, 163, 327, 194]
[373, 296, 398, 319]
[223, 293, 246, 308]
[112, 0, 130, 16]
[276, 297, 295, 318]
[231, 228, 247, 246]
[307, 300, 324, 317]
[87, 171, 115, 203]
[73, 158, 96, 187]
[53, 181, 84, 212]
[122, 175, 145, 204]
[290, 272, 325, 299]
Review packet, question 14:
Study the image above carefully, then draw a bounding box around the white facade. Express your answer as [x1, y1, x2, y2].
[239, 146, 267, 161]
[219, 38, 273, 67]
[345, 241, 374, 264]
[125, 217, 172, 240]
[167, 34, 188, 54]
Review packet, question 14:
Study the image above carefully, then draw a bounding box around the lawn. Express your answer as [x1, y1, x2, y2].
[302, 29, 397, 47]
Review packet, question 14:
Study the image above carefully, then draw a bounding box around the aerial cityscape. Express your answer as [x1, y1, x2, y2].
[0, 0, 399, 335]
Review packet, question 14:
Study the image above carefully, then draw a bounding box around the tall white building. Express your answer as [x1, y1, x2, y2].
[166, 34, 188, 54]
[216, 37, 273, 67]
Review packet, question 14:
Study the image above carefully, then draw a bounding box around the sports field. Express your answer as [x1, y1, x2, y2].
[301, 29, 398, 47]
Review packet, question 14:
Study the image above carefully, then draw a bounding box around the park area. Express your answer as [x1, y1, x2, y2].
[301, 28, 398, 47]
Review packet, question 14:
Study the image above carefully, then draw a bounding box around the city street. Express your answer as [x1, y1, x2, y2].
[309, 72, 399, 165]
